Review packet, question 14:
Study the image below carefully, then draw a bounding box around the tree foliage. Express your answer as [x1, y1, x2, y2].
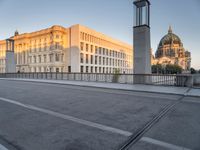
[190, 68, 197, 74]
[112, 68, 120, 83]
[152, 64, 182, 74]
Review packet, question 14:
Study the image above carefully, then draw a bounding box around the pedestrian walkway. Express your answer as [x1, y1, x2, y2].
[0, 78, 199, 97]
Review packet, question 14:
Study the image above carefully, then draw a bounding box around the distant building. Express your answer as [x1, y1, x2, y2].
[0, 24, 133, 73]
[152, 26, 191, 70]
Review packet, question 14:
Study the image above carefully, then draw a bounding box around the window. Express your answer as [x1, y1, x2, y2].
[86, 54, 88, 64]
[61, 54, 64, 62]
[80, 53, 84, 63]
[99, 47, 102, 54]
[95, 67, 97, 73]
[103, 57, 105, 65]
[29, 56, 32, 63]
[44, 43, 47, 51]
[103, 48, 105, 55]
[99, 56, 101, 65]
[91, 66, 93, 73]
[95, 46, 98, 54]
[55, 53, 59, 61]
[95, 56, 97, 64]
[44, 55, 46, 63]
[91, 55, 93, 64]
[86, 66, 89, 73]
[56, 68, 59, 72]
[106, 58, 109, 65]
[91, 45, 93, 53]
[81, 66, 84, 73]
[55, 42, 59, 49]
[39, 44, 41, 52]
[38, 55, 41, 63]
[33, 56, 36, 63]
[67, 66, 71, 73]
[80, 42, 84, 51]
[86, 44, 88, 52]
[49, 54, 53, 62]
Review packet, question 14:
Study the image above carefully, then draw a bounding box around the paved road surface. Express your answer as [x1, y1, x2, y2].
[0, 80, 199, 150]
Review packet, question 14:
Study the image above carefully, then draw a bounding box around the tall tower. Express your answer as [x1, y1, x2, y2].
[133, 0, 151, 75]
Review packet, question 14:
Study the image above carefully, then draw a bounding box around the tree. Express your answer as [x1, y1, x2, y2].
[190, 68, 196, 74]
[112, 68, 120, 83]
[165, 64, 182, 74]
[152, 64, 162, 74]
[152, 64, 182, 74]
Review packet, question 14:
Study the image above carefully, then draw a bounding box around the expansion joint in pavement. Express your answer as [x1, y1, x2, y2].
[117, 95, 186, 150]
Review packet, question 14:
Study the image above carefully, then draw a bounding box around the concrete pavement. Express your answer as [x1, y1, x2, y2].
[0, 79, 199, 150]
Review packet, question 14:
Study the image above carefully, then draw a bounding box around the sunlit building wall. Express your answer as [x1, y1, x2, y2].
[0, 24, 133, 73]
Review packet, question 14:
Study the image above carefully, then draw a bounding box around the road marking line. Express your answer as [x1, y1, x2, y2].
[140, 137, 191, 150]
[0, 97, 132, 137]
[0, 144, 8, 150]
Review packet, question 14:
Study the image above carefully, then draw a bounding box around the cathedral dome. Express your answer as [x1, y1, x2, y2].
[159, 26, 182, 47]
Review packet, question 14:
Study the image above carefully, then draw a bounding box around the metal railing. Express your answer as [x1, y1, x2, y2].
[0, 72, 192, 87]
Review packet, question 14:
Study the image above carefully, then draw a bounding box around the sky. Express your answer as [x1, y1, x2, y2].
[0, 0, 199, 69]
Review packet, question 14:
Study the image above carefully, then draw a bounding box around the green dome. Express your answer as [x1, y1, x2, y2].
[159, 26, 182, 47]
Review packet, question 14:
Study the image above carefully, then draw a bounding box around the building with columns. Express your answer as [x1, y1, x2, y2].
[152, 26, 191, 70]
[0, 24, 133, 73]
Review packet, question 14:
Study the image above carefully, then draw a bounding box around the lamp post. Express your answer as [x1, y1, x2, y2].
[133, 0, 151, 83]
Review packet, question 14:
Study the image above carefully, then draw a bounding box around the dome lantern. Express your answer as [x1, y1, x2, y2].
[14, 30, 19, 36]
[168, 26, 173, 33]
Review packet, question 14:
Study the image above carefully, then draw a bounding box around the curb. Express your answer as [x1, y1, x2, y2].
[0, 78, 193, 97]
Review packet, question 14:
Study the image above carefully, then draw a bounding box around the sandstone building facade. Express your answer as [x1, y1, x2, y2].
[0, 24, 133, 73]
[152, 26, 191, 70]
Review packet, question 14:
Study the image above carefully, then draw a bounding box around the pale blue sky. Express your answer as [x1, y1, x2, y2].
[0, 0, 199, 69]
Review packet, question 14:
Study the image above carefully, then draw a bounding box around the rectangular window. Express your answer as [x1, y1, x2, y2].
[99, 67, 101, 73]
[95, 56, 97, 65]
[103, 57, 105, 65]
[81, 66, 84, 73]
[55, 43, 59, 49]
[80, 42, 84, 51]
[103, 48, 105, 55]
[44, 43, 47, 51]
[49, 54, 53, 62]
[91, 45, 93, 53]
[95, 46, 98, 54]
[80, 53, 84, 63]
[99, 47, 101, 55]
[106, 58, 109, 65]
[99, 56, 101, 65]
[106, 49, 108, 56]
[29, 56, 32, 63]
[86, 66, 89, 73]
[34, 56, 36, 63]
[55, 54, 59, 61]
[91, 66, 93, 73]
[86, 54, 88, 64]
[91, 55, 93, 64]
[86, 44, 88, 52]
[44, 55, 46, 63]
